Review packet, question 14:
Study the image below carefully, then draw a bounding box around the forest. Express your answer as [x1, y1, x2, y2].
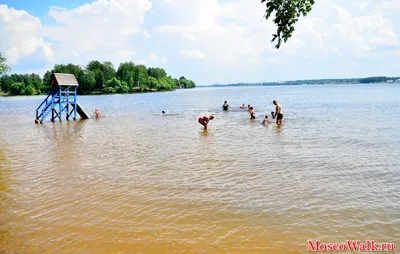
[0, 58, 196, 96]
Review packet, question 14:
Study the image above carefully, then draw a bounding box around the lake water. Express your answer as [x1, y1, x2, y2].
[0, 84, 399, 253]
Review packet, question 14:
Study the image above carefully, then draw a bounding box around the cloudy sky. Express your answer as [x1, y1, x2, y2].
[1, 0, 399, 85]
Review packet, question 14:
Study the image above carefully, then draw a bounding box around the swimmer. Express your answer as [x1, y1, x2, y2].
[162, 111, 168, 116]
[262, 115, 272, 125]
[272, 100, 284, 124]
[249, 107, 256, 119]
[240, 104, 247, 109]
[92, 108, 101, 119]
[222, 101, 230, 111]
[198, 114, 215, 130]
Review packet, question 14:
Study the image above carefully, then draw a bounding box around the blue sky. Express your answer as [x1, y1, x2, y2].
[1, 0, 400, 85]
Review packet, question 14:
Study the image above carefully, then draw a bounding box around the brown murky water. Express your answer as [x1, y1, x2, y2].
[1, 85, 399, 253]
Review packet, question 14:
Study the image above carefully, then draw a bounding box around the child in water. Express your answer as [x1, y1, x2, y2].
[262, 115, 271, 125]
[198, 114, 215, 130]
[92, 108, 101, 118]
[249, 107, 255, 119]
[162, 111, 168, 116]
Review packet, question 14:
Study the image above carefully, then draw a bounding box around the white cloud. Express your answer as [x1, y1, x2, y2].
[0, 5, 54, 64]
[1, 0, 400, 85]
[180, 49, 206, 59]
[42, 0, 152, 65]
[158, 0, 400, 65]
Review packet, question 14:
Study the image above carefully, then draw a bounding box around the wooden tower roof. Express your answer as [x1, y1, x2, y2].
[50, 73, 79, 87]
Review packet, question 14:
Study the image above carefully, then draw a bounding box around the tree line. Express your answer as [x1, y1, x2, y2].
[0, 54, 196, 96]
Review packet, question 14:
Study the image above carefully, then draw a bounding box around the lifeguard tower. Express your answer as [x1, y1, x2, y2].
[35, 73, 90, 124]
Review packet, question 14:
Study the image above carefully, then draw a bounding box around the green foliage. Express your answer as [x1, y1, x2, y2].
[261, 0, 315, 49]
[147, 76, 159, 89]
[116, 62, 136, 88]
[1, 58, 195, 95]
[0, 53, 11, 75]
[87, 60, 116, 90]
[148, 67, 167, 80]
[10, 82, 25, 95]
[134, 65, 149, 86]
[178, 76, 196, 89]
[103, 77, 129, 93]
[80, 71, 96, 92]
[25, 85, 36, 95]
[1, 73, 44, 95]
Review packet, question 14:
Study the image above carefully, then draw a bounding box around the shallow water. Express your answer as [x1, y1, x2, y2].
[0, 84, 399, 253]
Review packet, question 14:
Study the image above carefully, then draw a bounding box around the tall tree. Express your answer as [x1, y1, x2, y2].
[116, 62, 136, 88]
[86, 61, 116, 90]
[0, 52, 11, 75]
[102, 61, 116, 81]
[148, 67, 167, 80]
[133, 65, 148, 86]
[261, 0, 315, 48]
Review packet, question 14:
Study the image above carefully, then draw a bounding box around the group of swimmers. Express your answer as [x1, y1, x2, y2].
[198, 100, 284, 130]
[93, 100, 283, 130]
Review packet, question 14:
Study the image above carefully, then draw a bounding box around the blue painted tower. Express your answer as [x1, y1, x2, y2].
[35, 73, 90, 124]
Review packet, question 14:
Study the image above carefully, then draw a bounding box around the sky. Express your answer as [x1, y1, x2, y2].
[1, 0, 400, 86]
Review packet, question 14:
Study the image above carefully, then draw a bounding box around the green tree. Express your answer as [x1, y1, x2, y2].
[102, 61, 116, 81]
[87, 61, 116, 90]
[148, 67, 167, 80]
[116, 81, 129, 93]
[0, 53, 11, 75]
[0, 75, 12, 92]
[79, 71, 96, 92]
[147, 76, 159, 90]
[87, 60, 103, 89]
[27, 74, 43, 92]
[103, 77, 124, 93]
[24, 85, 36, 95]
[261, 0, 315, 48]
[134, 65, 148, 87]
[178, 76, 196, 89]
[116, 62, 135, 88]
[9, 82, 25, 95]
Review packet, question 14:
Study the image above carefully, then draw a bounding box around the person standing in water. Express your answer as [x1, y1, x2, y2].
[249, 107, 256, 119]
[222, 101, 230, 111]
[198, 114, 215, 130]
[272, 100, 283, 124]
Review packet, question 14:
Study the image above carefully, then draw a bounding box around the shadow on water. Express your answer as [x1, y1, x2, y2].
[199, 129, 214, 138]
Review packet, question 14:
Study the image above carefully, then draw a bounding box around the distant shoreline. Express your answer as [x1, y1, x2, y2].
[199, 76, 400, 88]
